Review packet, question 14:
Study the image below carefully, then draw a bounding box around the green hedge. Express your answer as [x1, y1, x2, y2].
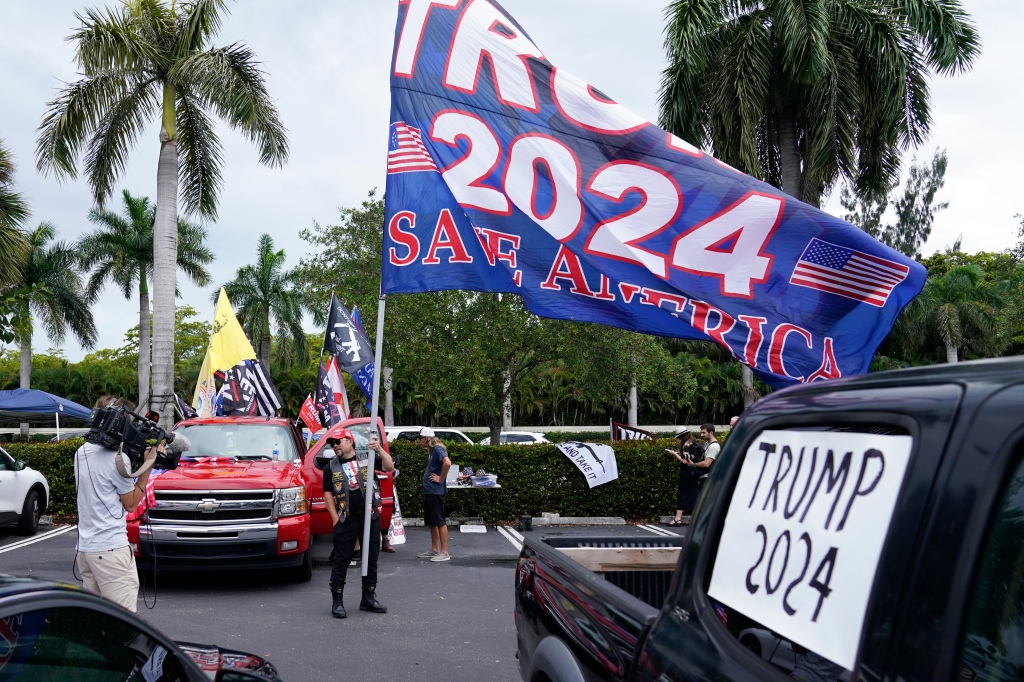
[4, 439, 83, 516]
[10, 437, 718, 523]
[390, 439, 687, 523]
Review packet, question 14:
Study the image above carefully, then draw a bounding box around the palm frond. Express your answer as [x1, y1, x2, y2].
[173, 45, 289, 167]
[175, 0, 229, 55]
[174, 90, 224, 218]
[84, 77, 161, 208]
[893, 0, 980, 74]
[71, 4, 165, 76]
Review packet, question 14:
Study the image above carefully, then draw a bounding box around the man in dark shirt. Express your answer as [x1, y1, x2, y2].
[322, 429, 394, 619]
[418, 427, 452, 562]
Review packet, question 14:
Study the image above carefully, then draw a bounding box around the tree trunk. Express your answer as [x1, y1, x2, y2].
[946, 344, 959, 364]
[489, 422, 501, 444]
[778, 104, 803, 200]
[138, 275, 150, 411]
[741, 364, 754, 408]
[260, 332, 271, 371]
[502, 368, 513, 430]
[151, 123, 180, 425]
[383, 366, 394, 426]
[628, 381, 638, 427]
[19, 330, 31, 441]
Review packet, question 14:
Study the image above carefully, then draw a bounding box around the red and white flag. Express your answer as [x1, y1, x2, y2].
[326, 356, 351, 420]
[387, 122, 437, 174]
[298, 394, 322, 433]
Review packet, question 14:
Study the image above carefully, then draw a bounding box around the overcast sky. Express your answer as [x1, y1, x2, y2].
[1, 0, 1021, 361]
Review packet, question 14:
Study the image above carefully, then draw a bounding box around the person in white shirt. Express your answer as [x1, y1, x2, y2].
[74, 397, 159, 612]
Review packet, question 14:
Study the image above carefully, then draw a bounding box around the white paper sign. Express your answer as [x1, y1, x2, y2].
[707, 430, 912, 670]
[556, 442, 619, 488]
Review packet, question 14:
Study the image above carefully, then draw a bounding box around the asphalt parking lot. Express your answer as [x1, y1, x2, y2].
[0, 521, 686, 681]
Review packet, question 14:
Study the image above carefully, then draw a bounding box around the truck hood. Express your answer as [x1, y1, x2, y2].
[151, 459, 302, 490]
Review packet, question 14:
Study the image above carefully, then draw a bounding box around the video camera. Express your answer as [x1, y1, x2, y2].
[681, 440, 706, 463]
[85, 405, 183, 473]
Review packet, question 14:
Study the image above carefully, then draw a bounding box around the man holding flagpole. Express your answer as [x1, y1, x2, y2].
[322, 429, 393, 618]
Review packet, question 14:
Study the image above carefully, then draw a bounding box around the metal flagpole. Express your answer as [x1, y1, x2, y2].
[361, 293, 387, 577]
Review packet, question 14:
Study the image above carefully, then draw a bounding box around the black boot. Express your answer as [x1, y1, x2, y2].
[359, 585, 387, 613]
[331, 586, 347, 619]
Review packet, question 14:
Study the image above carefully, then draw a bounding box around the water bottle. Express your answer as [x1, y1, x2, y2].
[272, 443, 279, 462]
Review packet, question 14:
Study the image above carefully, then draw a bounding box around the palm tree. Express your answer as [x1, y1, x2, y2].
[0, 138, 29, 287]
[215, 234, 307, 370]
[78, 189, 213, 409]
[659, 0, 979, 207]
[11, 223, 97, 437]
[900, 264, 1005, 364]
[36, 0, 288, 423]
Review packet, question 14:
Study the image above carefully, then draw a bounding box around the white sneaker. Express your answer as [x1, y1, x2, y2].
[417, 550, 439, 559]
[430, 553, 451, 562]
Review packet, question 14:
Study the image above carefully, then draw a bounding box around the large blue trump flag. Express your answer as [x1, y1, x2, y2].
[381, 0, 925, 388]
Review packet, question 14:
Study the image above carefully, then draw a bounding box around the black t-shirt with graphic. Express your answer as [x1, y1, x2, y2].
[323, 453, 383, 515]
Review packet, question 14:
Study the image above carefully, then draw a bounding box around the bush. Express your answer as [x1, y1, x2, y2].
[391, 439, 687, 523]
[4, 439, 83, 516]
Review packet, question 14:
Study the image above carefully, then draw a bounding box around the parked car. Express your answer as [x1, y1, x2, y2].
[385, 426, 474, 444]
[127, 416, 394, 581]
[0, 445, 48, 535]
[0, 574, 280, 680]
[478, 431, 550, 445]
[514, 358, 1024, 682]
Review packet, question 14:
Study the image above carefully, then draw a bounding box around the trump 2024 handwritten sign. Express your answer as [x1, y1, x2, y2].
[708, 430, 912, 669]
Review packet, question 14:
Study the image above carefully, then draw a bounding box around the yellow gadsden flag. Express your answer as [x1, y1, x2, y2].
[208, 288, 256, 370]
[191, 289, 257, 416]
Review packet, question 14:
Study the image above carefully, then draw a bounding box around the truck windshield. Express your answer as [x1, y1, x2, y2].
[174, 424, 297, 461]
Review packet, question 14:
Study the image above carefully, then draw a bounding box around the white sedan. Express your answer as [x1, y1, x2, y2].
[385, 427, 475, 444]
[0, 445, 49, 535]
[477, 431, 551, 445]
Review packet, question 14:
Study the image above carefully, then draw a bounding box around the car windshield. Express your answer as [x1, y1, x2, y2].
[174, 424, 297, 461]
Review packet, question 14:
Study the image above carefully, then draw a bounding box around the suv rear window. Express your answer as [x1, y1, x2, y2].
[175, 423, 297, 461]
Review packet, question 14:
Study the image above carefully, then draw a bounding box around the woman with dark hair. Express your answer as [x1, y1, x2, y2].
[665, 428, 701, 526]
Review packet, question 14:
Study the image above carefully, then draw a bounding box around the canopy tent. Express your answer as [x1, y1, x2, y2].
[0, 389, 92, 438]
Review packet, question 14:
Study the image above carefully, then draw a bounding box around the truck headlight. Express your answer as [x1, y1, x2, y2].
[276, 486, 308, 517]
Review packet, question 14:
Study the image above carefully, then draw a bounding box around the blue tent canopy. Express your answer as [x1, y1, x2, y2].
[0, 389, 92, 421]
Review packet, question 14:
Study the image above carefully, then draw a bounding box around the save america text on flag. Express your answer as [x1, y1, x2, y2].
[381, 0, 926, 387]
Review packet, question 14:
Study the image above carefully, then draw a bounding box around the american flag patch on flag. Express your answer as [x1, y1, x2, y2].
[387, 122, 437, 174]
[790, 238, 910, 307]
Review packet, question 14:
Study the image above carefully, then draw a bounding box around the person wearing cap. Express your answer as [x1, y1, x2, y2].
[417, 427, 452, 562]
[322, 428, 394, 619]
[665, 428, 701, 526]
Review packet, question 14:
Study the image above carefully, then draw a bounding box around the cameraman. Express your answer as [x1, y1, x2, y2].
[74, 397, 160, 613]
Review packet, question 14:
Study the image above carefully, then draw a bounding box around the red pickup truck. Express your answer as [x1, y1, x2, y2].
[127, 416, 395, 581]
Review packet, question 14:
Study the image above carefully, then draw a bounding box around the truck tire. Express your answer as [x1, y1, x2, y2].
[17, 490, 41, 536]
[290, 549, 313, 582]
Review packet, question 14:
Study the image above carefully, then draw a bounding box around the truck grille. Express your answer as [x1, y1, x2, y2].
[148, 490, 275, 525]
[148, 509, 271, 522]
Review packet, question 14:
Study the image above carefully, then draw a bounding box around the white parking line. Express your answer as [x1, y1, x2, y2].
[504, 526, 525, 543]
[638, 523, 679, 538]
[0, 525, 77, 554]
[496, 525, 523, 552]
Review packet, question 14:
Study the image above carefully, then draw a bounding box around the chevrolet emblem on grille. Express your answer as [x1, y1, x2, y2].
[196, 499, 220, 512]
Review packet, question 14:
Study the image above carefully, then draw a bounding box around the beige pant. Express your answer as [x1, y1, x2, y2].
[77, 546, 140, 612]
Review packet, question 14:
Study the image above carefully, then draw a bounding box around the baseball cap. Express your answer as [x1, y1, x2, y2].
[419, 427, 435, 438]
[327, 429, 355, 444]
